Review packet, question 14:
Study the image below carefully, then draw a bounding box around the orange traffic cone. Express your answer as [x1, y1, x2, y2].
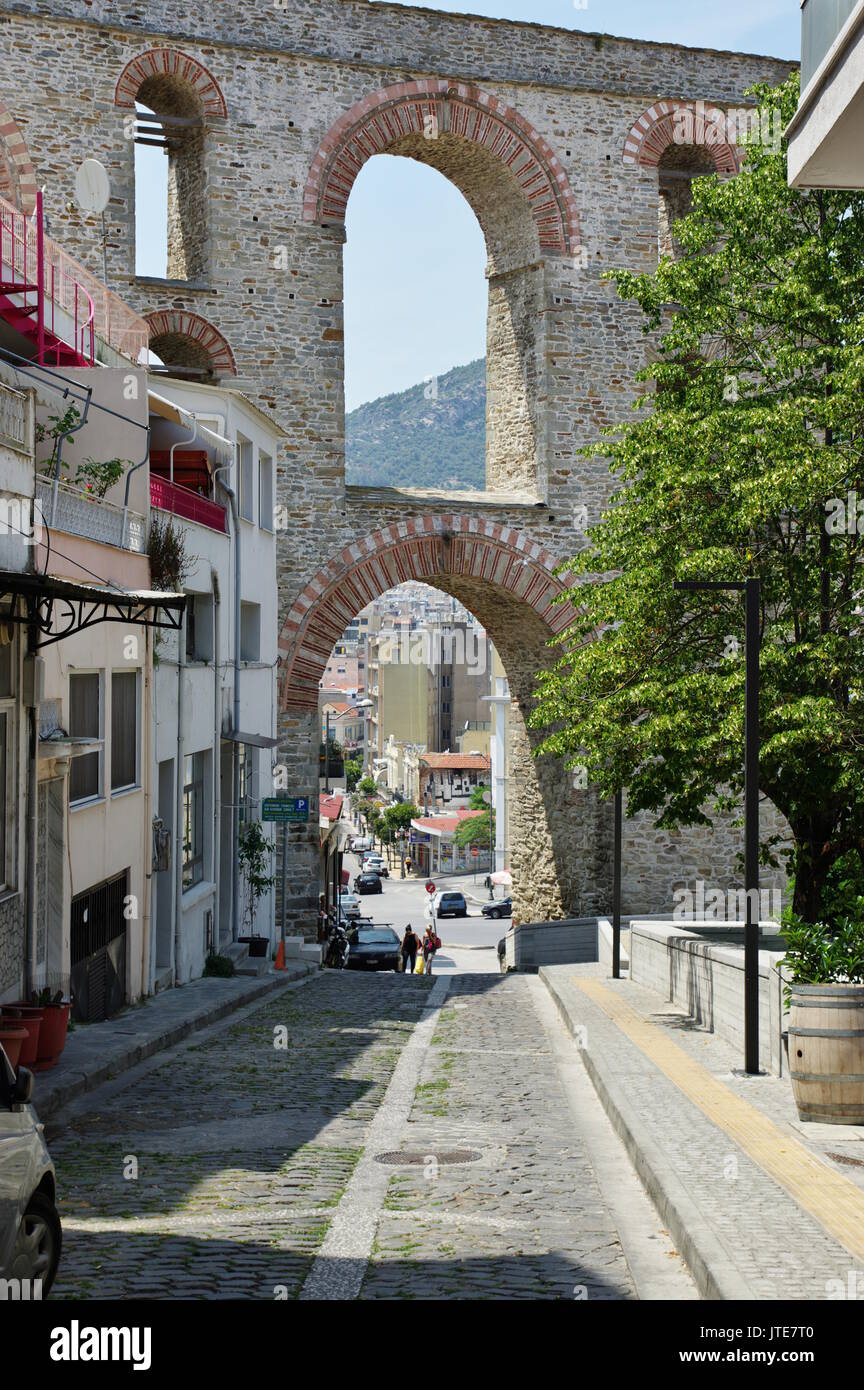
[274, 940, 286, 971]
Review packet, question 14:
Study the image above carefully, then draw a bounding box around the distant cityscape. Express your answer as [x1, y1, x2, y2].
[318, 581, 510, 876]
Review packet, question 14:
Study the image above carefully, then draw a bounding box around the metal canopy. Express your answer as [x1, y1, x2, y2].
[221, 728, 279, 750]
[0, 571, 186, 648]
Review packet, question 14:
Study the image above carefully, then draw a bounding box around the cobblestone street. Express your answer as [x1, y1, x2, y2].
[46, 970, 692, 1301]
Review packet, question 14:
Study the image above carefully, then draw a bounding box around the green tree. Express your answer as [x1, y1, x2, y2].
[237, 821, 275, 936]
[345, 758, 363, 793]
[453, 810, 494, 849]
[357, 776, 378, 797]
[532, 75, 864, 923]
[468, 783, 491, 810]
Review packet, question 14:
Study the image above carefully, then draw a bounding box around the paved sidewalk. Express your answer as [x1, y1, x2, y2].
[541, 963, 864, 1300]
[34, 964, 312, 1120]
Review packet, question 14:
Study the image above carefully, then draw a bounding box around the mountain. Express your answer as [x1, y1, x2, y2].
[345, 357, 485, 490]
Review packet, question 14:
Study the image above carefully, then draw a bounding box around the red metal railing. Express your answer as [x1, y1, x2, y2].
[150, 474, 228, 534]
[0, 191, 149, 366]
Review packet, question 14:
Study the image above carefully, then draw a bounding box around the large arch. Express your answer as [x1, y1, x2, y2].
[304, 81, 582, 497]
[304, 79, 581, 257]
[277, 517, 610, 934]
[279, 514, 574, 710]
[0, 97, 37, 213]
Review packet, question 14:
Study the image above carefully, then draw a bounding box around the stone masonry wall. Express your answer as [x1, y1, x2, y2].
[0, 0, 796, 930]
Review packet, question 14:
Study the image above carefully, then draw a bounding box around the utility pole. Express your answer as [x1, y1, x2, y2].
[675, 577, 762, 1075]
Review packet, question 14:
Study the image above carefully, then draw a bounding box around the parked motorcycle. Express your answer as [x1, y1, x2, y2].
[324, 919, 351, 970]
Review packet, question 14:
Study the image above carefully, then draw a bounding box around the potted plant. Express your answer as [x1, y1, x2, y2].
[0, 1007, 42, 1067]
[0, 1024, 28, 1070]
[781, 914, 864, 1124]
[30, 988, 72, 1071]
[237, 821, 275, 957]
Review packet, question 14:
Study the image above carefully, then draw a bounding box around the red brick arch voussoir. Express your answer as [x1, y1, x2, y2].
[303, 79, 581, 256]
[0, 95, 37, 213]
[114, 47, 228, 118]
[622, 100, 740, 175]
[145, 310, 237, 378]
[278, 515, 578, 712]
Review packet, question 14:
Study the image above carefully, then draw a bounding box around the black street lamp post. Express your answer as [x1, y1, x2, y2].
[675, 577, 761, 1075]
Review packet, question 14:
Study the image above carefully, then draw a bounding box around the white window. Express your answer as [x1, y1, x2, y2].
[111, 669, 140, 793]
[259, 450, 274, 531]
[0, 637, 16, 891]
[238, 435, 254, 523]
[69, 671, 103, 805]
[182, 751, 207, 890]
[186, 592, 214, 663]
[240, 602, 261, 662]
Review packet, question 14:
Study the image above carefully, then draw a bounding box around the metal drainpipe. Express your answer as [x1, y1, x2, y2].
[214, 467, 241, 943]
[173, 604, 186, 985]
[120, 425, 151, 551]
[140, 626, 153, 996]
[211, 565, 221, 952]
[170, 418, 198, 485]
[23, 604, 39, 1000]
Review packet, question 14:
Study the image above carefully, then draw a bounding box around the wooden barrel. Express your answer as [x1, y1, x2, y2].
[789, 984, 864, 1124]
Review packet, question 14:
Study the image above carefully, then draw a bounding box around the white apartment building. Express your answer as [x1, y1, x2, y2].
[147, 379, 284, 986]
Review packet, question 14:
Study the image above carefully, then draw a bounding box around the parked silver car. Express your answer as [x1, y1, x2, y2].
[0, 1045, 61, 1298]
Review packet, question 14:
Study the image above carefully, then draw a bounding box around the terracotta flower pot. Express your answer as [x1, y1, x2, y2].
[0, 1009, 41, 1067]
[0, 1026, 28, 1071]
[32, 1002, 71, 1071]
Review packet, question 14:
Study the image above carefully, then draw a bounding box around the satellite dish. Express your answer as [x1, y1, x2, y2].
[75, 159, 111, 215]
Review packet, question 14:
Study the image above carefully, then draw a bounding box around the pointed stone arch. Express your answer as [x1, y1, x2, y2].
[623, 100, 740, 175]
[303, 79, 581, 256]
[278, 514, 576, 712]
[0, 96, 37, 213]
[114, 47, 227, 117]
[145, 310, 237, 379]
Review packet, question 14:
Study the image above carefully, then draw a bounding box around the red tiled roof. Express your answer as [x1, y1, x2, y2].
[420, 753, 490, 771]
[320, 794, 344, 822]
[323, 701, 355, 715]
[411, 808, 484, 835]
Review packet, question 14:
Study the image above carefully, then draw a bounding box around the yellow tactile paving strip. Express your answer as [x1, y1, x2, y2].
[572, 975, 864, 1262]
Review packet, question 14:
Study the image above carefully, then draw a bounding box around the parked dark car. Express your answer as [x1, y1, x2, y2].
[482, 896, 512, 920]
[347, 926, 401, 971]
[435, 890, 468, 918]
[356, 872, 384, 895]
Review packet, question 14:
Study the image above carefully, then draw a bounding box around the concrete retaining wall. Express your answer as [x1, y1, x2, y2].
[505, 918, 598, 972]
[630, 921, 789, 1075]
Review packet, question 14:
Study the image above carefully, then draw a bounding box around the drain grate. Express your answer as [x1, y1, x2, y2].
[828, 1151, 864, 1169]
[375, 1149, 481, 1167]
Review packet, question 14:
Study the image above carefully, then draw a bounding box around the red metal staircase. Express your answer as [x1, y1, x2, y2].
[0, 190, 95, 367]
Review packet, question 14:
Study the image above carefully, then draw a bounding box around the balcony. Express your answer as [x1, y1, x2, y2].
[0, 192, 149, 368]
[801, 0, 859, 91]
[36, 474, 146, 553]
[789, 0, 864, 188]
[150, 475, 227, 534]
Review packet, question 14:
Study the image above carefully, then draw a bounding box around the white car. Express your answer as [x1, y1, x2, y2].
[0, 1046, 62, 1296]
[350, 836, 373, 854]
[339, 891, 362, 919]
[361, 854, 389, 878]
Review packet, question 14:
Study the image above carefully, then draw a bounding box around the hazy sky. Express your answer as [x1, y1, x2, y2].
[135, 0, 800, 409]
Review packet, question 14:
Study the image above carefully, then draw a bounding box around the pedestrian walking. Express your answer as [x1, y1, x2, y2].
[422, 925, 438, 976]
[401, 925, 418, 976]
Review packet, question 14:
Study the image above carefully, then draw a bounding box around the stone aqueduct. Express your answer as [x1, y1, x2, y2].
[0, 1, 792, 932]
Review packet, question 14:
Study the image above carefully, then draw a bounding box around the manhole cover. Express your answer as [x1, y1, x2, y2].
[374, 1149, 481, 1166]
[828, 1151, 864, 1169]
